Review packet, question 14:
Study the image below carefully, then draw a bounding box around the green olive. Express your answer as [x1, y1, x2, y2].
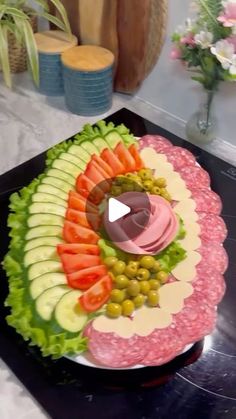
[122, 183, 134, 192]
[136, 268, 150, 281]
[134, 182, 143, 192]
[122, 300, 135, 316]
[152, 260, 161, 272]
[139, 168, 153, 180]
[143, 179, 154, 191]
[133, 294, 146, 308]
[104, 256, 118, 268]
[161, 191, 172, 202]
[110, 289, 126, 303]
[112, 261, 126, 275]
[139, 280, 151, 295]
[125, 263, 138, 278]
[111, 186, 123, 196]
[156, 271, 169, 284]
[127, 279, 140, 297]
[106, 303, 122, 318]
[147, 290, 159, 307]
[154, 177, 167, 188]
[149, 279, 161, 290]
[151, 186, 162, 195]
[115, 176, 125, 186]
[139, 256, 155, 270]
[115, 274, 130, 289]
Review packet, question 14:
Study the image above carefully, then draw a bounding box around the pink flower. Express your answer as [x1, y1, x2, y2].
[170, 47, 182, 59]
[180, 32, 196, 46]
[227, 35, 236, 52]
[217, 2, 236, 27]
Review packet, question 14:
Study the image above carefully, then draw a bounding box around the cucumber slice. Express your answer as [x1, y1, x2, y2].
[30, 272, 67, 299]
[24, 246, 59, 267]
[32, 192, 67, 207]
[54, 290, 88, 333]
[28, 260, 62, 281]
[105, 131, 122, 149]
[26, 226, 62, 240]
[68, 145, 90, 163]
[52, 159, 81, 177]
[27, 214, 64, 228]
[25, 236, 64, 252]
[93, 137, 109, 152]
[47, 168, 75, 186]
[42, 176, 73, 193]
[60, 153, 86, 171]
[37, 184, 68, 201]
[81, 141, 99, 156]
[35, 285, 70, 321]
[29, 202, 66, 217]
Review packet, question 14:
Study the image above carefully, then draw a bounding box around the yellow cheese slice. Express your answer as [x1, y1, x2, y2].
[174, 199, 198, 222]
[166, 177, 191, 200]
[172, 251, 201, 282]
[140, 148, 168, 169]
[178, 222, 201, 251]
[159, 282, 193, 314]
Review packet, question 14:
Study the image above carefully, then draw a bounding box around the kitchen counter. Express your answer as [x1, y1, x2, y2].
[0, 72, 235, 419]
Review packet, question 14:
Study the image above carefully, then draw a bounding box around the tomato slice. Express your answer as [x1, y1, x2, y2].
[85, 161, 111, 193]
[100, 148, 126, 176]
[67, 265, 108, 290]
[68, 191, 97, 214]
[128, 144, 144, 171]
[114, 142, 136, 172]
[76, 173, 104, 204]
[63, 221, 99, 244]
[66, 208, 91, 228]
[57, 243, 100, 256]
[61, 253, 101, 274]
[79, 274, 112, 311]
[91, 154, 114, 177]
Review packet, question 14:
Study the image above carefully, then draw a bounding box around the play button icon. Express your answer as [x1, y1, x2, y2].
[108, 198, 131, 223]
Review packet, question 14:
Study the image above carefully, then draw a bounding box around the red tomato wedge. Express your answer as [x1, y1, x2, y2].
[68, 191, 97, 214]
[67, 265, 108, 290]
[66, 208, 101, 230]
[100, 148, 126, 176]
[114, 142, 136, 172]
[128, 144, 145, 170]
[76, 174, 104, 204]
[57, 243, 100, 256]
[85, 161, 111, 193]
[91, 159, 112, 181]
[91, 154, 114, 177]
[61, 253, 101, 274]
[79, 274, 112, 311]
[63, 221, 99, 244]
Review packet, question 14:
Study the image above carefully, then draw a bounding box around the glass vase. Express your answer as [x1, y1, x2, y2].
[186, 89, 218, 145]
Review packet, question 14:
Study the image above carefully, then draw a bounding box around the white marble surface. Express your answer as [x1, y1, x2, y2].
[0, 72, 236, 419]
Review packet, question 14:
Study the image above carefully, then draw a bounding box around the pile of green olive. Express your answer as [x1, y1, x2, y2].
[104, 255, 169, 318]
[110, 169, 171, 202]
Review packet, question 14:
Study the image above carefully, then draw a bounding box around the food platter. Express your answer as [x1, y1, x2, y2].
[3, 120, 228, 370]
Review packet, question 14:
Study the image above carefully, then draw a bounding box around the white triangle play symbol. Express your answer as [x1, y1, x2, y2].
[108, 198, 131, 223]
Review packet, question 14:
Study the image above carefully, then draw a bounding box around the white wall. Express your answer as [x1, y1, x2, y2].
[136, 0, 236, 146]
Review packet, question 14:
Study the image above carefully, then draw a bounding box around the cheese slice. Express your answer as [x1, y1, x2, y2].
[174, 199, 198, 222]
[166, 177, 191, 200]
[178, 222, 201, 251]
[140, 148, 168, 169]
[172, 251, 201, 282]
[159, 282, 193, 314]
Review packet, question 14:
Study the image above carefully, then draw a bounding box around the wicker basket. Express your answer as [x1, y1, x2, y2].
[8, 12, 38, 73]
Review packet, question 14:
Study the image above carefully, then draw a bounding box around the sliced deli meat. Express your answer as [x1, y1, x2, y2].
[197, 243, 229, 274]
[179, 166, 211, 189]
[198, 212, 227, 243]
[139, 135, 172, 153]
[190, 188, 223, 215]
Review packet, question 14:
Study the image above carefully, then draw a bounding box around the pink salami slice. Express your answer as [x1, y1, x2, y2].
[84, 322, 147, 368]
[139, 135, 172, 153]
[179, 166, 211, 189]
[191, 188, 222, 214]
[174, 293, 217, 344]
[198, 242, 229, 274]
[162, 147, 196, 170]
[193, 266, 226, 305]
[198, 212, 227, 243]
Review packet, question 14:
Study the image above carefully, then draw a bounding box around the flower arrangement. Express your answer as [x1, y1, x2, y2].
[171, 0, 236, 91]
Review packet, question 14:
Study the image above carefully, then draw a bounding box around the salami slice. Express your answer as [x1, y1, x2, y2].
[139, 135, 173, 153]
[162, 147, 196, 170]
[179, 166, 211, 189]
[174, 293, 217, 344]
[198, 212, 227, 243]
[191, 188, 222, 215]
[193, 265, 226, 305]
[84, 323, 147, 368]
[198, 242, 229, 274]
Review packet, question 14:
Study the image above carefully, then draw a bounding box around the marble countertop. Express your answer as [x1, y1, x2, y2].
[0, 72, 236, 419]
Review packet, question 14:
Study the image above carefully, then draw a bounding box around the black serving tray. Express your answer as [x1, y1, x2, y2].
[0, 108, 236, 419]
